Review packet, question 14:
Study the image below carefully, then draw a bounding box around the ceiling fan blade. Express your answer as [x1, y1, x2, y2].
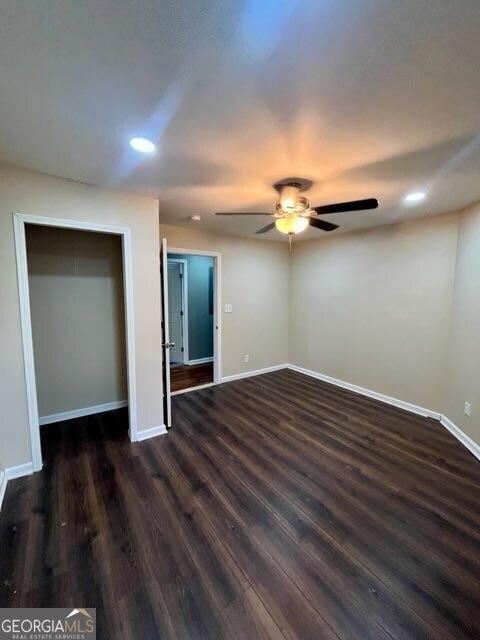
[309, 218, 339, 232]
[215, 212, 272, 216]
[313, 198, 378, 215]
[255, 222, 276, 234]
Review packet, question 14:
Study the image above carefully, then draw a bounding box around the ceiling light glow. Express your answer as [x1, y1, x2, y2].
[130, 137, 156, 153]
[404, 191, 427, 203]
[275, 215, 309, 235]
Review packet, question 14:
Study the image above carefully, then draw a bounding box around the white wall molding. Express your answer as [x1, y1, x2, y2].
[13, 214, 43, 470]
[287, 364, 441, 420]
[136, 425, 167, 442]
[287, 363, 480, 461]
[171, 382, 217, 396]
[0, 462, 35, 511]
[167, 246, 222, 385]
[39, 400, 128, 426]
[167, 257, 189, 364]
[187, 357, 214, 365]
[6, 461, 35, 480]
[440, 415, 480, 461]
[13, 212, 139, 470]
[0, 471, 7, 511]
[222, 364, 288, 384]
[2, 365, 478, 511]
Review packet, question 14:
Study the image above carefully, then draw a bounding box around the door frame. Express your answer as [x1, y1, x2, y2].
[13, 213, 139, 472]
[167, 247, 222, 385]
[167, 258, 189, 364]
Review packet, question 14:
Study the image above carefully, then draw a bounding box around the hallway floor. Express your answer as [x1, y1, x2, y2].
[170, 361, 214, 392]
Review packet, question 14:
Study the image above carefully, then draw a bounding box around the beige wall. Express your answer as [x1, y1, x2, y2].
[289, 213, 459, 411]
[26, 225, 127, 417]
[159, 224, 290, 378]
[443, 204, 480, 443]
[0, 164, 163, 469]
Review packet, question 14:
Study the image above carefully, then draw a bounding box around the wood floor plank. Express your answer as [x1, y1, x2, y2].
[215, 382, 480, 576]
[1, 370, 479, 639]
[146, 431, 338, 639]
[222, 377, 480, 537]
[170, 430, 399, 640]
[171, 395, 464, 640]
[221, 587, 287, 640]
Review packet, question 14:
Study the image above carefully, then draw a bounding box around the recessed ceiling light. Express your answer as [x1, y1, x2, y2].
[404, 191, 427, 203]
[129, 137, 156, 153]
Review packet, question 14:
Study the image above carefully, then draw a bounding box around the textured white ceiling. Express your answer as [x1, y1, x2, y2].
[1, 0, 479, 240]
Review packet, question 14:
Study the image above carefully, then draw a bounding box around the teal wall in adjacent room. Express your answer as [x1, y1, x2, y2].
[169, 254, 214, 361]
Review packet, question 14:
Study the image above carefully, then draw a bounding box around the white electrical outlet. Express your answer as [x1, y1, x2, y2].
[224, 303, 232, 313]
[464, 402, 472, 416]
[244, 354, 250, 364]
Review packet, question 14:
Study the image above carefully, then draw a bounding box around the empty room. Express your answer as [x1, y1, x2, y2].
[0, 2, 479, 639]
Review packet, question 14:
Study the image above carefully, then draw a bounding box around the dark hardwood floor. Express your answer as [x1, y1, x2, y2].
[171, 361, 214, 392]
[1, 369, 480, 639]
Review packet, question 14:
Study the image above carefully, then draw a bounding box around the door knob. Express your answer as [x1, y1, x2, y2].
[162, 341, 175, 348]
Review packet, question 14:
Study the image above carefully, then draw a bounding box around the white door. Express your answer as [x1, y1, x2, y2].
[167, 261, 184, 365]
[160, 238, 172, 427]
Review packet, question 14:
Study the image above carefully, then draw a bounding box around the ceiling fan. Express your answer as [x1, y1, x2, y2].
[216, 182, 378, 247]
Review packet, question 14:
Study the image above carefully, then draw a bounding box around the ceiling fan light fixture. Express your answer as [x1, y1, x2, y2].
[215, 178, 379, 240]
[279, 183, 301, 212]
[275, 215, 309, 235]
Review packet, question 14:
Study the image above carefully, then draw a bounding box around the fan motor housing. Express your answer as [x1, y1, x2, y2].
[276, 195, 310, 215]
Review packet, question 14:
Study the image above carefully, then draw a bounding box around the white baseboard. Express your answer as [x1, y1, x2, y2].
[287, 364, 441, 420]
[286, 363, 480, 462]
[171, 382, 217, 396]
[440, 415, 480, 461]
[3, 369, 477, 516]
[136, 424, 168, 442]
[187, 357, 214, 365]
[0, 471, 6, 511]
[221, 364, 288, 384]
[0, 461, 35, 512]
[170, 363, 287, 395]
[39, 400, 128, 426]
[6, 461, 35, 479]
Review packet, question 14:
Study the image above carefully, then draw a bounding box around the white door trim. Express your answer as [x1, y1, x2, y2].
[13, 212, 139, 472]
[160, 238, 172, 427]
[167, 258, 189, 364]
[167, 247, 222, 383]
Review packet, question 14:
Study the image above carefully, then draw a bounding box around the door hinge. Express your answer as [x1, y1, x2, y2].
[180, 310, 184, 316]
[181, 347, 184, 352]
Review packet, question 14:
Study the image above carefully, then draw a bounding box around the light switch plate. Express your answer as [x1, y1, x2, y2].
[224, 303, 232, 313]
[464, 402, 472, 416]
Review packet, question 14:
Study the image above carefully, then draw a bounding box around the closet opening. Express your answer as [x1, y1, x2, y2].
[14, 214, 138, 471]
